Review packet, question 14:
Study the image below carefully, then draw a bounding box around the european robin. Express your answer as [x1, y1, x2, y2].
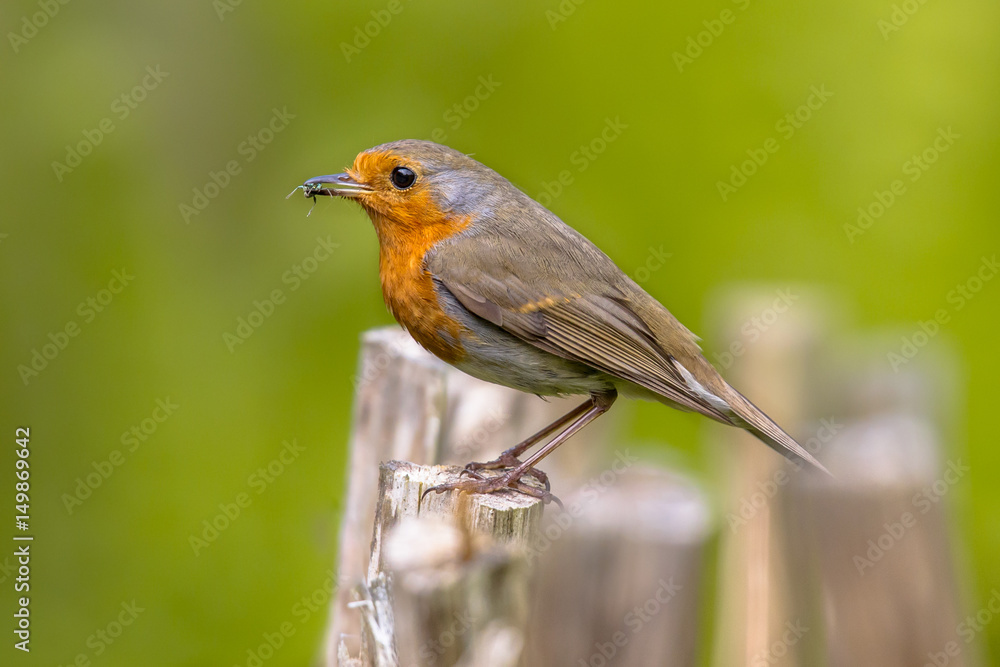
[296, 140, 827, 501]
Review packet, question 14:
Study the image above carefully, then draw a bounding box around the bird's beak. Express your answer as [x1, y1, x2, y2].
[301, 172, 371, 198]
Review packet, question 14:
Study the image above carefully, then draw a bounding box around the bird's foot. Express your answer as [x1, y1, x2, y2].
[460, 452, 550, 491]
[421, 468, 562, 508]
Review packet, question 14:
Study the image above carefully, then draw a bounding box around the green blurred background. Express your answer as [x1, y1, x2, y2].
[2, 0, 999, 664]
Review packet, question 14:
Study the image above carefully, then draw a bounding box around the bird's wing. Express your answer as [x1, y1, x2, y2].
[427, 234, 732, 422]
[429, 231, 830, 475]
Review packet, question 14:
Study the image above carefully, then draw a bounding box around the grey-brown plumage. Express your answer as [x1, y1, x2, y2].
[302, 139, 828, 496]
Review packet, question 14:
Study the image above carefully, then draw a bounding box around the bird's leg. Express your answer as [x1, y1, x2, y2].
[461, 399, 594, 490]
[423, 389, 617, 505]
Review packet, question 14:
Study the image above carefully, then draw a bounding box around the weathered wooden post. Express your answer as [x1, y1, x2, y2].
[706, 286, 832, 667]
[325, 327, 609, 666]
[337, 461, 542, 666]
[787, 352, 978, 667]
[521, 466, 712, 666]
[707, 286, 975, 666]
[324, 326, 714, 665]
[329, 329, 447, 662]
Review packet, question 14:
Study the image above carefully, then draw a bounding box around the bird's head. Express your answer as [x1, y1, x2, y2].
[299, 140, 500, 232]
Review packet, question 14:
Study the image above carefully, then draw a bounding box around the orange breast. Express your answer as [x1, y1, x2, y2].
[368, 192, 470, 364]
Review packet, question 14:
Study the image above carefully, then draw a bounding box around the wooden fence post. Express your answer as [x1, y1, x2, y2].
[706, 286, 831, 667]
[521, 466, 712, 666]
[339, 461, 542, 666]
[787, 353, 978, 666]
[325, 327, 609, 665]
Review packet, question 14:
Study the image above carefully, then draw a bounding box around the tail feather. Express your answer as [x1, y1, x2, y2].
[722, 386, 830, 475]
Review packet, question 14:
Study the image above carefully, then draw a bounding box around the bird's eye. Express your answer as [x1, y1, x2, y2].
[390, 166, 416, 190]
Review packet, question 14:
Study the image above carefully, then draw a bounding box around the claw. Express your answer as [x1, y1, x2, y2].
[529, 467, 551, 492]
[463, 455, 551, 492]
[419, 485, 439, 506]
[420, 475, 506, 506]
[419, 471, 561, 507]
[507, 479, 563, 508]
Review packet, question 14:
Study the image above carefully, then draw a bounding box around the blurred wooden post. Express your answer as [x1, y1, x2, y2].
[521, 466, 712, 667]
[707, 286, 830, 667]
[325, 327, 608, 665]
[789, 414, 975, 666]
[786, 346, 979, 667]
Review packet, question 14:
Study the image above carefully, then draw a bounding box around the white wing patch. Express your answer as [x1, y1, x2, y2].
[672, 360, 732, 414]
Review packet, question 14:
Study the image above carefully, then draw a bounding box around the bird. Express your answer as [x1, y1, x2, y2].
[295, 139, 828, 502]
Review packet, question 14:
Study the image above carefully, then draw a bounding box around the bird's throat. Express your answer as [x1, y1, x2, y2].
[367, 207, 470, 364]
